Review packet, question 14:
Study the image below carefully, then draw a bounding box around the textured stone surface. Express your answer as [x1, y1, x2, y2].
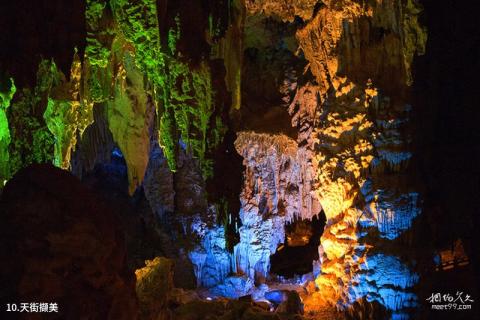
[245, 0, 318, 22]
[288, 1, 426, 317]
[296, 0, 427, 96]
[210, 275, 255, 299]
[233, 132, 321, 282]
[44, 53, 94, 169]
[236, 131, 321, 225]
[0, 1, 440, 318]
[199, 0, 428, 317]
[189, 226, 232, 288]
[143, 145, 175, 220]
[135, 257, 174, 320]
[189, 129, 322, 291]
[107, 46, 151, 195]
[307, 61, 420, 320]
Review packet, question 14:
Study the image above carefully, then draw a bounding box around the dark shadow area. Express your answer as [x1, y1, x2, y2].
[207, 128, 244, 252]
[0, 0, 86, 87]
[345, 298, 389, 320]
[0, 164, 138, 319]
[80, 146, 197, 289]
[270, 214, 326, 278]
[411, 0, 480, 318]
[239, 17, 306, 138]
[157, 0, 210, 66]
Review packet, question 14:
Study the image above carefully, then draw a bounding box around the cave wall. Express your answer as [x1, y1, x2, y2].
[1, 0, 231, 194]
[0, 0, 239, 301]
[233, 131, 321, 282]
[188, 1, 429, 317]
[5, 1, 471, 319]
[237, 0, 427, 318]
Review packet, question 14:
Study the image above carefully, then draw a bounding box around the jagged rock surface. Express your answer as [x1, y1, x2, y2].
[0, 1, 433, 319]
[245, 0, 318, 22]
[287, 0, 426, 318]
[106, 47, 152, 195]
[189, 226, 232, 288]
[233, 132, 321, 282]
[135, 257, 174, 320]
[143, 145, 175, 220]
[187, 2, 427, 317]
[44, 53, 94, 170]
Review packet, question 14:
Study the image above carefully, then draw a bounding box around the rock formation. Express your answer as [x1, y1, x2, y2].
[106, 44, 151, 194]
[189, 226, 232, 288]
[5, 1, 478, 320]
[289, 1, 426, 318]
[2, 0, 228, 195]
[245, 0, 318, 22]
[233, 131, 321, 282]
[0, 164, 138, 319]
[44, 52, 94, 170]
[135, 257, 174, 320]
[0, 76, 15, 181]
[237, 0, 427, 318]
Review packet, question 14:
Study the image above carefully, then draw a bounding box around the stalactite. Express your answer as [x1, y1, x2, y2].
[0, 1, 440, 318]
[44, 52, 94, 169]
[290, 1, 427, 317]
[106, 45, 150, 194]
[108, 0, 226, 179]
[0, 0, 224, 193]
[231, 131, 321, 283]
[110, 0, 175, 173]
[84, 0, 114, 104]
[0, 76, 15, 182]
[8, 60, 58, 176]
[211, 0, 245, 111]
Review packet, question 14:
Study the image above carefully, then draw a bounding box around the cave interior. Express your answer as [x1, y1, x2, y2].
[0, 0, 479, 319]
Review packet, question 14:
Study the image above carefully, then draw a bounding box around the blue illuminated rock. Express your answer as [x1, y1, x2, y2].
[232, 132, 321, 282]
[189, 226, 232, 288]
[346, 254, 419, 315]
[210, 276, 254, 299]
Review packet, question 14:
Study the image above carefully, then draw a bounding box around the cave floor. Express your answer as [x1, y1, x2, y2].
[191, 277, 345, 319]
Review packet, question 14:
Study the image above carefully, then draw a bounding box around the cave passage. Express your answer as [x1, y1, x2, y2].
[270, 213, 326, 278]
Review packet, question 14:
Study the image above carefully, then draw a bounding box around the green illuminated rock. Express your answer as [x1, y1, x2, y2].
[0, 76, 16, 181]
[8, 60, 59, 175]
[44, 52, 94, 169]
[191, 62, 225, 179]
[107, 44, 150, 194]
[212, 0, 244, 111]
[110, 1, 226, 177]
[162, 18, 226, 178]
[85, 0, 114, 103]
[111, 0, 174, 172]
[5, 0, 228, 189]
[111, 0, 165, 90]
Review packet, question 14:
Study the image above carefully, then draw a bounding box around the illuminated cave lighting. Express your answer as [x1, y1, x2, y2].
[344, 254, 419, 319]
[0, 0, 451, 318]
[178, 139, 187, 151]
[111, 147, 124, 159]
